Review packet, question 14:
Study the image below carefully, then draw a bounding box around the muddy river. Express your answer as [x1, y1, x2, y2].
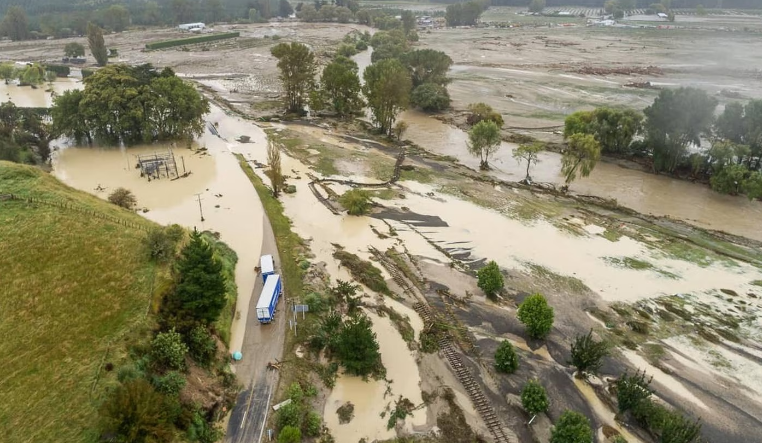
[353, 50, 762, 242]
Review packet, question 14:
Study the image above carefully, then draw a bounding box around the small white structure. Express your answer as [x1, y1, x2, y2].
[178, 22, 206, 31]
[657, 12, 669, 19]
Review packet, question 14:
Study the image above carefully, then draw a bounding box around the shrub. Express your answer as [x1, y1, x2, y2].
[151, 329, 188, 370]
[494, 340, 518, 374]
[517, 294, 554, 339]
[420, 329, 439, 353]
[467, 102, 504, 127]
[550, 410, 593, 443]
[304, 292, 329, 312]
[44, 64, 71, 77]
[187, 411, 222, 443]
[108, 187, 137, 209]
[143, 226, 182, 261]
[337, 43, 357, 58]
[338, 189, 372, 215]
[278, 426, 301, 443]
[616, 370, 653, 413]
[99, 379, 176, 443]
[477, 260, 504, 297]
[305, 410, 322, 437]
[521, 379, 549, 415]
[187, 325, 217, 366]
[145, 32, 240, 50]
[355, 40, 368, 51]
[287, 382, 304, 403]
[152, 371, 186, 396]
[81, 68, 94, 79]
[336, 402, 355, 423]
[276, 402, 303, 430]
[569, 329, 609, 377]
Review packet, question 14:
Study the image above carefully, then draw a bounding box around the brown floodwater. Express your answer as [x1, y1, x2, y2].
[0, 78, 82, 108]
[351, 48, 762, 241]
[52, 107, 268, 355]
[399, 111, 762, 241]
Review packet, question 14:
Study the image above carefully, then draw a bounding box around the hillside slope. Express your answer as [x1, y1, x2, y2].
[0, 162, 161, 443]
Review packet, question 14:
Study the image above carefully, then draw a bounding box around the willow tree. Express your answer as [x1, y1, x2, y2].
[271, 42, 317, 114]
[363, 58, 412, 136]
[561, 133, 600, 184]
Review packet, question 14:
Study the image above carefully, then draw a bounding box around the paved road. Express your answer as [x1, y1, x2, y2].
[226, 213, 286, 443]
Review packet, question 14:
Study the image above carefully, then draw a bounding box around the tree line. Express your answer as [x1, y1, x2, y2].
[270, 28, 454, 136]
[564, 88, 762, 199]
[51, 64, 209, 146]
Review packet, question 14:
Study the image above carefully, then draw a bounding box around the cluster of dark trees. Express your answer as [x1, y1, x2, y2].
[271, 24, 453, 135]
[99, 228, 237, 443]
[565, 88, 762, 199]
[0, 101, 52, 165]
[51, 64, 209, 146]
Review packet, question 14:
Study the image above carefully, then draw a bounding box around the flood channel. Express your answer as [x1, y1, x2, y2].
[352, 50, 762, 242]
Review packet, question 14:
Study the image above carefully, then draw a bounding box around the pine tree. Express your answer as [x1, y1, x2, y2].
[172, 229, 227, 325]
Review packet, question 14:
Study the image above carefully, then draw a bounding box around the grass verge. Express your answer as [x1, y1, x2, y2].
[236, 154, 304, 302]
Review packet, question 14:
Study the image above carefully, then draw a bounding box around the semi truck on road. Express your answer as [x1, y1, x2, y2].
[256, 274, 282, 323]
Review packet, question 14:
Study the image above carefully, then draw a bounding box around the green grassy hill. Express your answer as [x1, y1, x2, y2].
[0, 162, 163, 442]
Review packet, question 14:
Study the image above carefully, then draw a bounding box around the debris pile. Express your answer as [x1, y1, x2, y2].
[571, 65, 665, 76]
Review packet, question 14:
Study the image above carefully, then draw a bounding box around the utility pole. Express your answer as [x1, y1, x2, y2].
[194, 192, 205, 222]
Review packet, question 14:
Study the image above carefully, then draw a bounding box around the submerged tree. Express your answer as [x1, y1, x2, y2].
[267, 140, 283, 197]
[271, 42, 317, 114]
[643, 87, 717, 173]
[87, 22, 108, 67]
[339, 189, 372, 216]
[561, 133, 601, 185]
[363, 58, 412, 136]
[51, 64, 208, 145]
[467, 120, 501, 170]
[319, 56, 364, 118]
[513, 142, 543, 182]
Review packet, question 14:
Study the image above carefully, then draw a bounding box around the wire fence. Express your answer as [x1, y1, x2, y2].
[1, 193, 150, 232]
